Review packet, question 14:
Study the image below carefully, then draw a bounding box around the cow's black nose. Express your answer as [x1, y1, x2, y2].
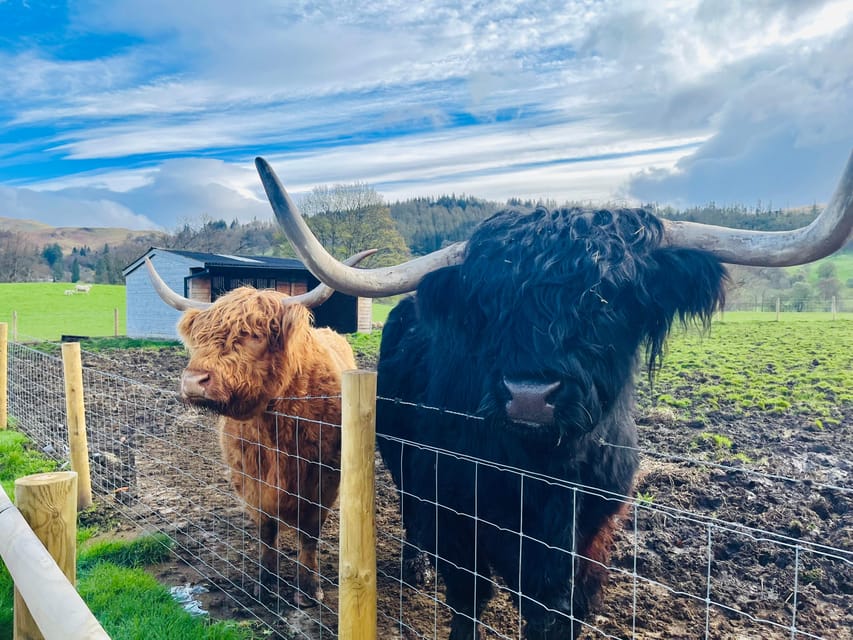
[503, 379, 561, 426]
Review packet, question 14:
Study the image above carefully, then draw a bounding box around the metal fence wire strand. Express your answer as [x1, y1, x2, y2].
[4, 342, 852, 640]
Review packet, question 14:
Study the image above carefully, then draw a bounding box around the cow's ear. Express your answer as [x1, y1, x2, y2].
[640, 248, 727, 369]
[277, 303, 311, 347]
[177, 309, 201, 345]
[415, 266, 463, 328]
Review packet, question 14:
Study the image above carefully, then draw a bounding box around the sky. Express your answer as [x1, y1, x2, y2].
[0, 0, 852, 231]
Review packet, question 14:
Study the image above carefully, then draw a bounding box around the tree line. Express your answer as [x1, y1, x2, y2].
[1, 188, 849, 309]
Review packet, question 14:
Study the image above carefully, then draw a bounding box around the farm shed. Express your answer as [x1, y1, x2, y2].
[123, 248, 372, 339]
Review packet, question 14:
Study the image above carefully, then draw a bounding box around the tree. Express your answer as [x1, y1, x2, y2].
[70, 258, 80, 283]
[281, 183, 410, 267]
[390, 195, 499, 255]
[789, 282, 813, 312]
[42, 243, 64, 281]
[816, 262, 837, 280]
[0, 232, 38, 282]
[93, 244, 126, 284]
[166, 216, 251, 254]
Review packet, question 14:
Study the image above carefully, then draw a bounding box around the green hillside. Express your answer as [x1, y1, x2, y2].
[800, 252, 853, 284]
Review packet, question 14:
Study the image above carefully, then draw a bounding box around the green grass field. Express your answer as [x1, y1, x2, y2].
[0, 283, 848, 342]
[637, 317, 853, 420]
[0, 283, 126, 341]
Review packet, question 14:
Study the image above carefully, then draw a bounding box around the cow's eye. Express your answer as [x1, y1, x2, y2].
[242, 333, 265, 348]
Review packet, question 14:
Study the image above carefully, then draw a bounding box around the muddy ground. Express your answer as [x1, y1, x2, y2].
[30, 345, 851, 639]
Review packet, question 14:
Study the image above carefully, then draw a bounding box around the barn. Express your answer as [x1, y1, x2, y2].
[122, 248, 372, 339]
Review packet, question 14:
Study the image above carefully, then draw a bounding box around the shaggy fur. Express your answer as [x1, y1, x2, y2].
[377, 206, 727, 639]
[177, 287, 355, 606]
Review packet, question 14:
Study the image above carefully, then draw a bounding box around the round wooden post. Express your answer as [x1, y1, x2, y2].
[776, 297, 781, 321]
[113, 308, 119, 337]
[61, 342, 93, 510]
[831, 296, 837, 320]
[13, 472, 78, 640]
[338, 370, 377, 640]
[12, 310, 18, 342]
[1, 322, 7, 430]
[0, 472, 109, 640]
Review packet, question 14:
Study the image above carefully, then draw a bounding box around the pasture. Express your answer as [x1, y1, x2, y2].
[2, 313, 850, 639]
[0, 283, 126, 341]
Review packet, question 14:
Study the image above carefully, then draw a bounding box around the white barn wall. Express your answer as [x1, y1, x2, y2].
[125, 251, 201, 339]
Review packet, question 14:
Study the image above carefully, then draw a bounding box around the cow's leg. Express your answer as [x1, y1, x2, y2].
[293, 493, 325, 607]
[402, 540, 434, 586]
[257, 516, 280, 602]
[436, 521, 493, 640]
[519, 517, 617, 640]
[443, 556, 493, 640]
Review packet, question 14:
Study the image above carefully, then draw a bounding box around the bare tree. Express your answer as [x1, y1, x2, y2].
[287, 183, 410, 267]
[0, 231, 39, 282]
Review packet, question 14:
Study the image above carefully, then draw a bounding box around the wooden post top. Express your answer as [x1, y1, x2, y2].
[15, 471, 78, 488]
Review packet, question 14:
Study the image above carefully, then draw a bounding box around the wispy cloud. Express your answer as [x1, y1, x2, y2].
[0, 0, 850, 229]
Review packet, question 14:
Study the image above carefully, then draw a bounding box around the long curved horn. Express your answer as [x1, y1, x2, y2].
[144, 249, 378, 311]
[256, 157, 466, 297]
[258, 150, 853, 295]
[660, 150, 853, 265]
[145, 257, 210, 311]
[285, 248, 378, 307]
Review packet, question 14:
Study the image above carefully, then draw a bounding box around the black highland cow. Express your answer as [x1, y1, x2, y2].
[375, 206, 726, 638]
[254, 152, 853, 639]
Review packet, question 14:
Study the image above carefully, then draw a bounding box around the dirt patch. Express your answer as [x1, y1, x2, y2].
[53, 347, 852, 638]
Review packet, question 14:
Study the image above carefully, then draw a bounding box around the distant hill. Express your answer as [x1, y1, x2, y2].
[0, 216, 165, 252]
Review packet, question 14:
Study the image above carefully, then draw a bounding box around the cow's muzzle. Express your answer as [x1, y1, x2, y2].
[502, 379, 561, 427]
[181, 369, 210, 399]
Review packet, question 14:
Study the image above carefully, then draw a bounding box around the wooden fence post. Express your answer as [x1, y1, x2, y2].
[113, 308, 119, 337]
[338, 370, 377, 640]
[831, 296, 837, 320]
[775, 297, 781, 321]
[61, 342, 93, 510]
[14, 472, 78, 640]
[1, 322, 7, 430]
[12, 311, 17, 343]
[0, 471, 109, 640]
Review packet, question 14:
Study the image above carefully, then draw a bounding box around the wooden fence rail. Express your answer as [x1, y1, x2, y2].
[0, 471, 110, 640]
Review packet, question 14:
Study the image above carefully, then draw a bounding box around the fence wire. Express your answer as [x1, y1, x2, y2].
[5, 342, 852, 639]
[371, 398, 851, 640]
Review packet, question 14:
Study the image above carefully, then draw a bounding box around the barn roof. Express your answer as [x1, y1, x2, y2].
[122, 247, 307, 275]
[158, 249, 305, 270]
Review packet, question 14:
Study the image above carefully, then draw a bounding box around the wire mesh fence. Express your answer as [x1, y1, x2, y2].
[371, 399, 852, 640]
[6, 342, 347, 637]
[5, 340, 852, 639]
[722, 297, 852, 314]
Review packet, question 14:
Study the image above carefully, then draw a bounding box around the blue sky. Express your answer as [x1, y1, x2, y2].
[1, 0, 851, 230]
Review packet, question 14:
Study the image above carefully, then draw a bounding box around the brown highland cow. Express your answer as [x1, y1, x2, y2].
[145, 252, 372, 606]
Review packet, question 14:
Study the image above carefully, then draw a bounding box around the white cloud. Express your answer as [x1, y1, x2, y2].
[1, 0, 851, 230]
[627, 17, 853, 207]
[0, 185, 159, 229]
